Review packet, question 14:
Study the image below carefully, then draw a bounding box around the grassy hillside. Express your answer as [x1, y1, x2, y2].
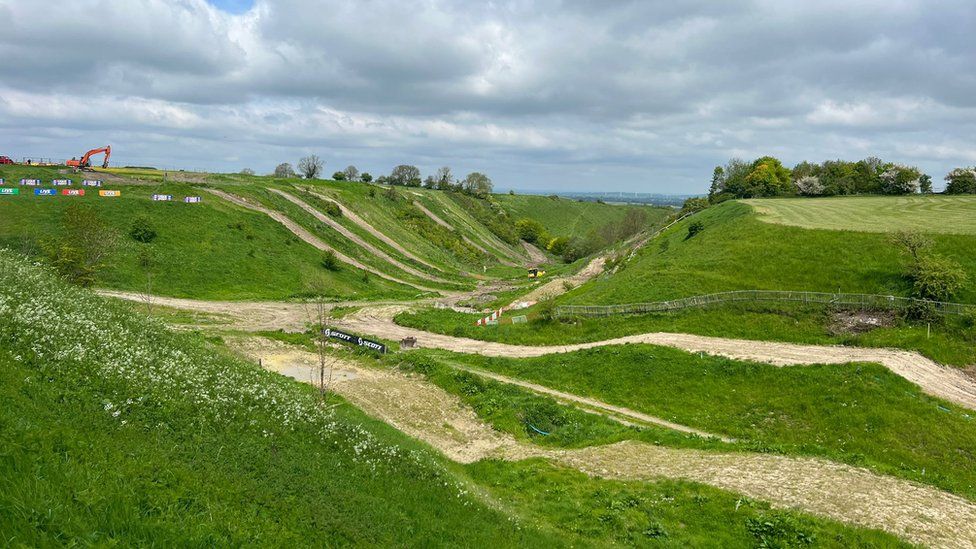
[0, 251, 901, 546]
[0, 166, 412, 300]
[567, 200, 976, 305]
[746, 195, 976, 234]
[493, 193, 666, 239]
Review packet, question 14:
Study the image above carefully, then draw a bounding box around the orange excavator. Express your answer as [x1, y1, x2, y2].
[66, 145, 111, 169]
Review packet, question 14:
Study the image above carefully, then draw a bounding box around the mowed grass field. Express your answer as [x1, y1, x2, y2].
[745, 195, 976, 235]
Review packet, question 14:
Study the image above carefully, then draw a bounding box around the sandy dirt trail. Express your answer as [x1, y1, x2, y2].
[205, 189, 446, 294]
[229, 336, 976, 549]
[337, 306, 976, 411]
[412, 200, 521, 267]
[269, 189, 454, 284]
[101, 286, 976, 412]
[521, 241, 547, 267]
[304, 189, 443, 272]
[515, 254, 606, 305]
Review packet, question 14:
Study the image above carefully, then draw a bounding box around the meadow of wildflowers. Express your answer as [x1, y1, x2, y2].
[0, 249, 543, 545]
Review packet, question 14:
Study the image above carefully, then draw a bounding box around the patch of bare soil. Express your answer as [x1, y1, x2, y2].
[228, 336, 976, 548]
[204, 189, 445, 294]
[521, 241, 547, 267]
[827, 309, 897, 336]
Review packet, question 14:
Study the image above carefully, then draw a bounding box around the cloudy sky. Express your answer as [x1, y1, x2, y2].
[1, 0, 974, 193]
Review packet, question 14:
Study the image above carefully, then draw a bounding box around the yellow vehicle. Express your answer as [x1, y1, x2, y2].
[527, 268, 546, 278]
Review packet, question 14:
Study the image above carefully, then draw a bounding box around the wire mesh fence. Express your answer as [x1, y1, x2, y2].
[556, 290, 976, 318]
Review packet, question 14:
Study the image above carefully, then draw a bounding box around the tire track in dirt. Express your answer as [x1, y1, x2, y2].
[204, 189, 446, 295]
[269, 189, 455, 285]
[228, 336, 976, 549]
[303, 189, 443, 272]
[412, 200, 521, 267]
[336, 307, 976, 412]
[521, 241, 547, 267]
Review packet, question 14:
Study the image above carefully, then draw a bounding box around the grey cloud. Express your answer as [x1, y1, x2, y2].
[0, 0, 974, 193]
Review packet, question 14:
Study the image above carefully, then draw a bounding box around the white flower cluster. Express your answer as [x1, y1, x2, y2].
[0, 250, 460, 487]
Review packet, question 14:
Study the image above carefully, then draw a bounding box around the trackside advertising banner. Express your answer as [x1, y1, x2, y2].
[0, 188, 19, 195]
[35, 188, 56, 196]
[62, 189, 85, 196]
[52, 179, 72, 186]
[322, 328, 387, 354]
[152, 194, 173, 201]
[184, 196, 202, 203]
[99, 190, 121, 197]
[82, 180, 102, 187]
[20, 179, 41, 186]
[0, 178, 5, 185]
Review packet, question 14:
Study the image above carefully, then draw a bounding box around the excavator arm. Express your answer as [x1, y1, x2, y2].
[67, 146, 111, 169]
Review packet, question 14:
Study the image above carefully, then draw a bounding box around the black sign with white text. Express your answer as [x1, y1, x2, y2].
[322, 327, 387, 354]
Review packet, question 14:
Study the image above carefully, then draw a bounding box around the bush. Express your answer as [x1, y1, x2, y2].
[332, 171, 347, 181]
[547, 236, 571, 256]
[686, 221, 704, 240]
[910, 256, 967, 301]
[322, 201, 342, 217]
[321, 250, 341, 271]
[536, 299, 557, 322]
[515, 218, 548, 244]
[129, 216, 158, 243]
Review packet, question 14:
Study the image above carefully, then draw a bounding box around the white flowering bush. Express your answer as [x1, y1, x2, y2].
[0, 249, 444, 479]
[794, 176, 824, 196]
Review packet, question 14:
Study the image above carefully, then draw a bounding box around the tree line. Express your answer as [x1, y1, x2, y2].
[259, 156, 494, 197]
[708, 156, 976, 201]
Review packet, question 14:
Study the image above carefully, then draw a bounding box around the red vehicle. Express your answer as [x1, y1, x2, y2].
[0, 156, 13, 164]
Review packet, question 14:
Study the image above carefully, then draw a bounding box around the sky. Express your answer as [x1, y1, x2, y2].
[1, 1, 974, 193]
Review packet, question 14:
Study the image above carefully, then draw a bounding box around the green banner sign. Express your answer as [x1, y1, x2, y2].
[0, 188, 19, 195]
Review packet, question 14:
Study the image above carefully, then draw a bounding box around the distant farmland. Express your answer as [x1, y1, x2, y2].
[745, 195, 976, 235]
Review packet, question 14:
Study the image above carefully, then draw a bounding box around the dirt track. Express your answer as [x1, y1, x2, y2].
[305, 189, 442, 272]
[337, 306, 976, 411]
[229, 336, 976, 548]
[205, 189, 446, 294]
[521, 241, 547, 267]
[269, 189, 453, 284]
[412, 200, 521, 267]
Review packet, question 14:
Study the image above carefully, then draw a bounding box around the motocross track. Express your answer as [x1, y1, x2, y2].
[229, 336, 976, 549]
[411, 200, 521, 267]
[268, 189, 454, 284]
[204, 189, 447, 295]
[337, 306, 976, 412]
[304, 189, 442, 272]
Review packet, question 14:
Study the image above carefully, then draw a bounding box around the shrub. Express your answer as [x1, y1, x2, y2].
[547, 236, 571, 256]
[910, 256, 967, 301]
[536, 299, 557, 322]
[322, 201, 342, 217]
[686, 221, 704, 240]
[129, 216, 157, 243]
[945, 168, 976, 195]
[515, 218, 548, 244]
[332, 171, 347, 181]
[321, 250, 341, 271]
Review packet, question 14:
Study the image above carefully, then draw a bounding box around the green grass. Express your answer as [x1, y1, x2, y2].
[566, 200, 976, 304]
[395, 302, 976, 365]
[0, 170, 412, 300]
[440, 344, 976, 501]
[746, 195, 976, 235]
[392, 351, 735, 451]
[493, 193, 667, 239]
[0, 249, 903, 546]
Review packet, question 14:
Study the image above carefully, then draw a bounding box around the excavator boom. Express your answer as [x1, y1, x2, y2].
[66, 145, 111, 169]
